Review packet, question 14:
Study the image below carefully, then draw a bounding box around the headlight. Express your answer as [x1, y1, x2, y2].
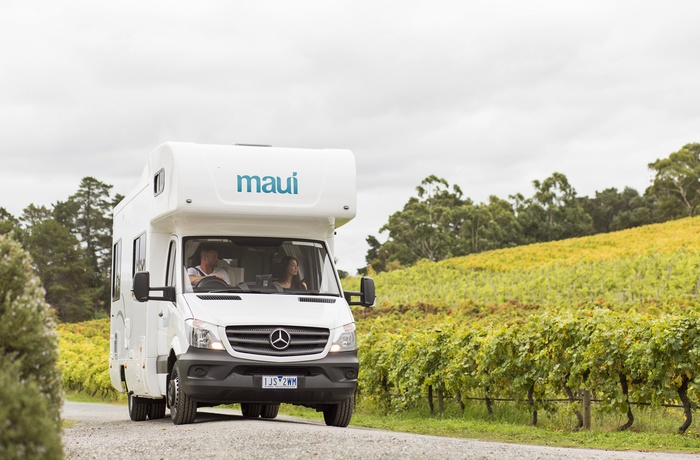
[186, 319, 225, 351]
[330, 323, 356, 353]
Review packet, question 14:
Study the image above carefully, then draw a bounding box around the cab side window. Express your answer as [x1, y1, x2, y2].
[133, 233, 146, 276]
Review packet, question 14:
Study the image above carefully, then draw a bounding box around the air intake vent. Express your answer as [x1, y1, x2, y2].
[226, 326, 329, 356]
[197, 295, 242, 301]
[298, 297, 336, 304]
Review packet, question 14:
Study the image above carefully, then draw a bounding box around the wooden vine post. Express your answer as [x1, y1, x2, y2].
[582, 390, 592, 430]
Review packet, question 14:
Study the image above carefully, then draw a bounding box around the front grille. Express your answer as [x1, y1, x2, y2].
[226, 326, 329, 356]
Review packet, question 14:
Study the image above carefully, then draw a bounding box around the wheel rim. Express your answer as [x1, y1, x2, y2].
[168, 369, 179, 417]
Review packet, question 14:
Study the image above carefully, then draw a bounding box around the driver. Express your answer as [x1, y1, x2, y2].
[187, 246, 231, 286]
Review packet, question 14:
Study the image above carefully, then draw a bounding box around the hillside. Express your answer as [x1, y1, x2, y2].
[350, 216, 700, 323]
[352, 217, 700, 434]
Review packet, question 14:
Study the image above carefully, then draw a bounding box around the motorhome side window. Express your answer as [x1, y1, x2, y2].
[183, 236, 341, 296]
[112, 240, 121, 301]
[132, 233, 146, 276]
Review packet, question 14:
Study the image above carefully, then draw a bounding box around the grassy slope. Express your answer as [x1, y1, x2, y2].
[347, 216, 700, 325]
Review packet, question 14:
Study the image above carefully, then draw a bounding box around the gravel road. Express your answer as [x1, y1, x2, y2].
[62, 401, 698, 460]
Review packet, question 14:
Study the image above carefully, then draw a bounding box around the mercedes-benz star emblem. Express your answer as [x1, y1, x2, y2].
[269, 328, 291, 350]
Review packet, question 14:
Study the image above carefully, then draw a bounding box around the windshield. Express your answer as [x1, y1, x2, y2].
[183, 237, 340, 296]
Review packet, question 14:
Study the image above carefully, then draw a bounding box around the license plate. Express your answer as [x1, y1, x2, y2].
[262, 375, 298, 389]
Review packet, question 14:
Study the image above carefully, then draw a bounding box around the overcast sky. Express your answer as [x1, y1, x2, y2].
[2, 1, 699, 273]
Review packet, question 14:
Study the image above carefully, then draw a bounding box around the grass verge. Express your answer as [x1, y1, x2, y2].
[64, 390, 126, 405]
[280, 401, 700, 454]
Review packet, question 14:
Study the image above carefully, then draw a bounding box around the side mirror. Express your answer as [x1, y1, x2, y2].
[344, 277, 376, 307]
[132, 271, 176, 303]
[360, 277, 376, 306]
[133, 272, 151, 302]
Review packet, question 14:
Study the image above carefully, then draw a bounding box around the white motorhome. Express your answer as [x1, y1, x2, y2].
[109, 142, 375, 426]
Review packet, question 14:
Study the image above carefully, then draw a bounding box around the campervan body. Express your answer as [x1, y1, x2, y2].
[109, 142, 375, 426]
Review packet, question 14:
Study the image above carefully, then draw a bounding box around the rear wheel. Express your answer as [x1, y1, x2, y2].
[260, 404, 280, 419]
[240, 403, 262, 418]
[128, 393, 149, 421]
[167, 363, 197, 425]
[148, 398, 167, 420]
[323, 396, 354, 427]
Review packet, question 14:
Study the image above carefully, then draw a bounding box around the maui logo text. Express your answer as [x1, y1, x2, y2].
[237, 172, 299, 195]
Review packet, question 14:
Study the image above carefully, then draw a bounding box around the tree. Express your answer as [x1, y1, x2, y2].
[515, 172, 593, 242]
[0, 178, 120, 321]
[581, 187, 659, 233]
[0, 235, 63, 458]
[454, 201, 491, 254]
[362, 176, 525, 274]
[18, 204, 52, 228]
[362, 235, 395, 274]
[67, 177, 114, 271]
[22, 218, 95, 322]
[365, 176, 469, 272]
[510, 192, 543, 245]
[610, 191, 659, 231]
[64, 177, 117, 313]
[452, 197, 523, 254]
[480, 196, 522, 250]
[0, 207, 19, 236]
[648, 143, 700, 219]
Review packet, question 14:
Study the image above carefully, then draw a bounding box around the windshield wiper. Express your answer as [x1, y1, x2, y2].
[206, 288, 244, 293]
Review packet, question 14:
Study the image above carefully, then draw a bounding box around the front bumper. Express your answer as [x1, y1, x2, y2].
[176, 348, 358, 406]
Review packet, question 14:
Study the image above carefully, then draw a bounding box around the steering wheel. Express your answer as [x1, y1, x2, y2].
[195, 275, 229, 289]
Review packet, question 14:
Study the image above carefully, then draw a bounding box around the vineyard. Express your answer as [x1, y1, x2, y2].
[57, 319, 121, 401]
[350, 216, 700, 433]
[357, 309, 700, 433]
[57, 217, 700, 433]
[358, 216, 700, 314]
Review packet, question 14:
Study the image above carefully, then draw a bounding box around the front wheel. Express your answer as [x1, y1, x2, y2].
[241, 403, 262, 418]
[260, 404, 280, 419]
[167, 363, 197, 425]
[323, 396, 354, 427]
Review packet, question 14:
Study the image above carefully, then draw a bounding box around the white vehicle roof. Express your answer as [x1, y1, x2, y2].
[115, 142, 357, 235]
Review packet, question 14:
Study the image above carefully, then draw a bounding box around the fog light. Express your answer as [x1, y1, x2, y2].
[192, 366, 207, 377]
[344, 369, 357, 379]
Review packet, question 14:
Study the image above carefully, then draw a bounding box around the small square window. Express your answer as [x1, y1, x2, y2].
[154, 168, 165, 196]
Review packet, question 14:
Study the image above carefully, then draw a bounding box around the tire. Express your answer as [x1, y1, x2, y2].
[323, 395, 354, 427]
[260, 404, 280, 419]
[128, 393, 149, 422]
[167, 363, 197, 425]
[240, 403, 262, 418]
[148, 398, 167, 420]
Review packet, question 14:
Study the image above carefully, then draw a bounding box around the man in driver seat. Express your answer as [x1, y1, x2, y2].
[187, 246, 231, 286]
